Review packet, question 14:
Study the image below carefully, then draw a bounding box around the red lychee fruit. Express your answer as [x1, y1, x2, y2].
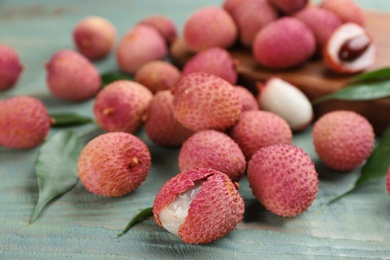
[0, 96, 50, 149]
[268, 0, 308, 15]
[321, 0, 366, 26]
[247, 144, 319, 217]
[78, 132, 151, 197]
[312, 110, 375, 172]
[0, 45, 23, 91]
[153, 167, 244, 244]
[234, 85, 259, 112]
[137, 15, 177, 45]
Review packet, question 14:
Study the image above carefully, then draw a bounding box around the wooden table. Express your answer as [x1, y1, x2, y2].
[1, 0, 389, 258]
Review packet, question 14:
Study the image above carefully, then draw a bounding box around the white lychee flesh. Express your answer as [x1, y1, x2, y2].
[158, 183, 202, 235]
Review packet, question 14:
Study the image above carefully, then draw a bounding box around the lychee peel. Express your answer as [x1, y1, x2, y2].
[77, 132, 151, 197]
[138, 15, 177, 45]
[234, 85, 259, 112]
[153, 168, 244, 244]
[247, 144, 319, 217]
[269, 0, 308, 15]
[321, 0, 366, 26]
[0, 45, 23, 91]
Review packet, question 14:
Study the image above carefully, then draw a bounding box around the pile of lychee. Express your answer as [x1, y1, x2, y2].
[0, 0, 387, 245]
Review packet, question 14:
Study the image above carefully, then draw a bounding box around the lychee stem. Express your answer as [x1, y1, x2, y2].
[103, 107, 115, 115]
[117, 207, 153, 237]
[128, 157, 140, 168]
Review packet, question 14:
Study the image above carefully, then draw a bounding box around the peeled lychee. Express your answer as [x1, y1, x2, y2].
[229, 110, 292, 160]
[93, 80, 153, 133]
[0, 45, 23, 91]
[183, 6, 237, 52]
[182, 47, 237, 85]
[253, 17, 316, 69]
[116, 25, 168, 74]
[172, 72, 242, 132]
[234, 85, 259, 112]
[78, 132, 151, 197]
[134, 60, 181, 93]
[0, 96, 50, 149]
[73, 16, 116, 60]
[268, 0, 308, 15]
[178, 130, 246, 182]
[312, 110, 375, 172]
[138, 15, 177, 45]
[321, 0, 365, 26]
[144, 90, 194, 147]
[247, 144, 319, 217]
[153, 167, 244, 244]
[46, 49, 101, 102]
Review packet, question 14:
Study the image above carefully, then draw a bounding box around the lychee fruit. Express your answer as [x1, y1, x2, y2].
[229, 110, 292, 160]
[312, 110, 375, 172]
[73, 16, 116, 60]
[116, 24, 168, 74]
[144, 90, 194, 147]
[138, 15, 177, 45]
[0, 45, 23, 91]
[222, 0, 246, 14]
[178, 130, 246, 182]
[183, 6, 238, 52]
[182, 47, 237, 85]
[386, 166, 390, 196]
[0, 96, 50, 149]
[93, 80, 153, 133]
[257, 78, 313, 131]
[252, 17, 316, 69]
[268, 0, 308, 15]
[78, 132, 151, 197]
[172, 72, 242, 132]
[230, 0, 278, 47]
[247, 144, 319, 217]
[321, 0, 365, 26]
[234, 85, 259, 112]
[153, 167, 244, 244]
[134, 60, 181, 94]
[46, 49, 101, 102]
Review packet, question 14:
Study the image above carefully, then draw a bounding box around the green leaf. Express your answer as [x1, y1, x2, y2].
[30, 131, 84, 223]
[350, 67, 390, 83]
[117, 207, 153, 237]
[328, 127, 390, 204]
[312, 79, 390, 105]
[49, 113, 93, 127]
[101, 71, 133, 87]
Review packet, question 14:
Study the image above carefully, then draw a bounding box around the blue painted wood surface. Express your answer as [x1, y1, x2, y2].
[1, 0, 390, 259]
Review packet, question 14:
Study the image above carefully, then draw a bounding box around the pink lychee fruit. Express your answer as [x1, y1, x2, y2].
[78, 132, 151, 197]
[222, 0, 246, 14]
[93, 80, 153, 133]
[0, 45, 23, 91]
[46, 49, 101, 102]
[73, 16, 116, 60]
[183, 6, 238, 52]
[234, 85, 259, 112]
[178, 130, 246, 182]
[143, 90, 194, 147]
[134, 60, 181, 94]
[253, 17, 316, 69]
[231, 0, 278, 47]
[116, 25, 168, 74]
[321, 0, 366, 26]
[229, 110, 292, 160]
[268, 0, 308, 15]
[0, 96, 50, 149]
[386, 166, 390, 196]
[247, 144, 319, 217]
[312, 110, 375, 172]
[137, 15, 177, 45]
[172, 72, 242, 132]
[153, 167, 244, 244]
[182, 47, 237, 85]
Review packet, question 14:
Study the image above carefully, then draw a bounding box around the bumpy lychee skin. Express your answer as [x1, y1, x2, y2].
[172, 72, 242, 132]
[0, 45, 23, 91]
[178, 130, 246, 182]
[138, 15, 177, 45]
[46, 49, 101, 102]
[153, 168, 244, 244]
[134, 60, 181, 93]
[73, 16, 116, 60]
[253, 17, 316, 69]
[183, 6, 238, 52]
[312, 110, 375, 172]
[229, 110, 292, 160]
[93, 80, 153, 133]
[0, 96, 50, 149]
[116, 25, 168, 74]
[268, 0, 308, 15]
[234, 85, 259, 112]
[321, 0, 365, 26]
[182, 47, 237, 85]
[247, 144, 319, 217]
[78, 132, 151, 197]
[144, 90, 194, 147]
